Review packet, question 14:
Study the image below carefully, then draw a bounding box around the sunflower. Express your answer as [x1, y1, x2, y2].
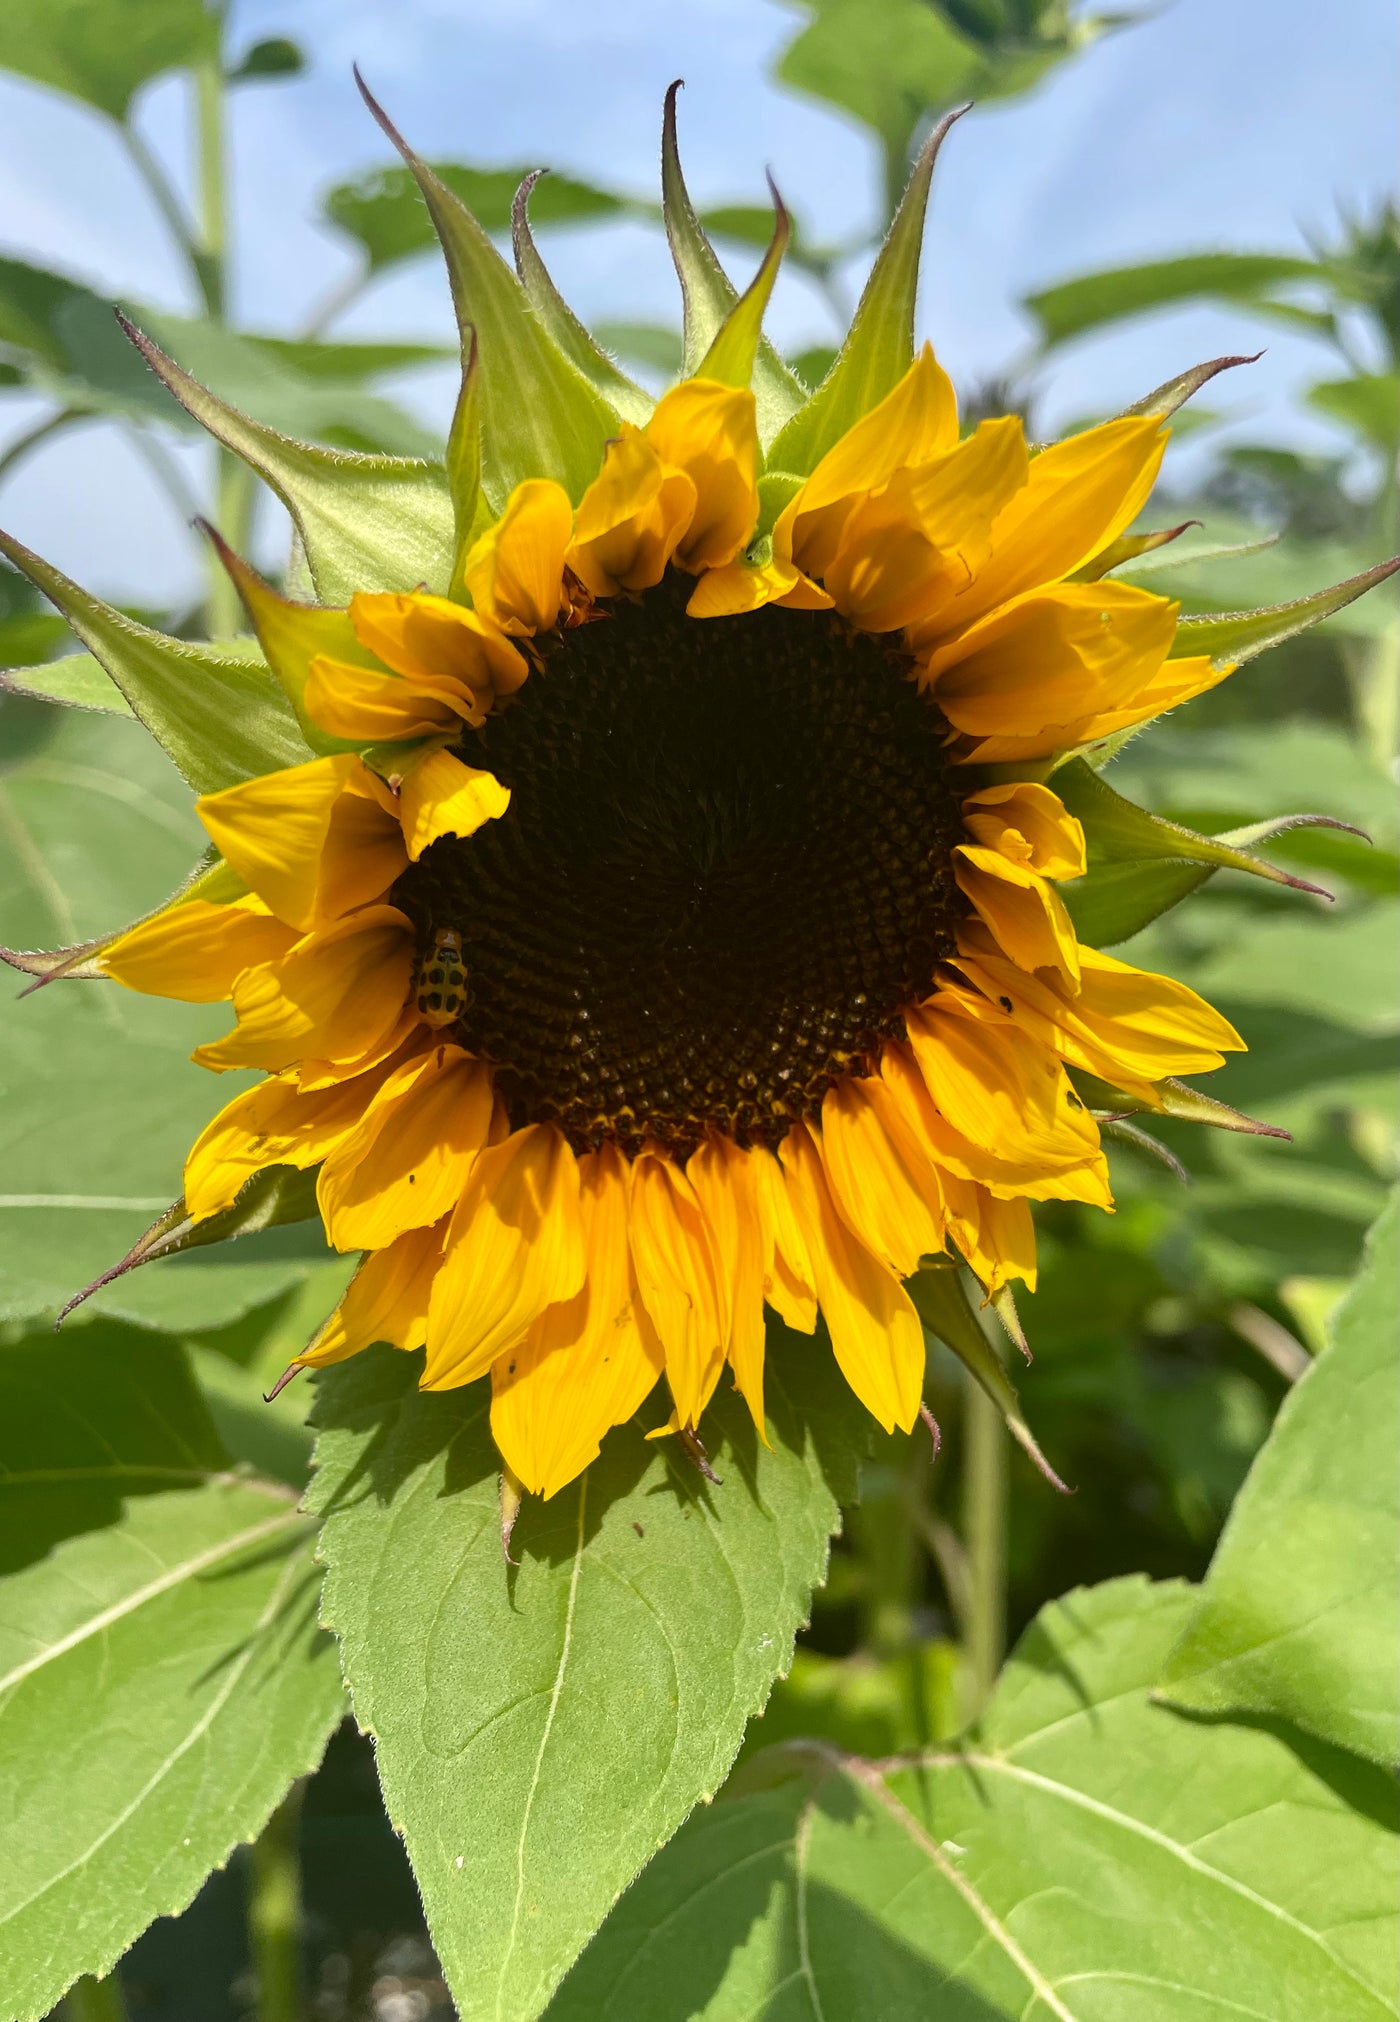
[6, 87, 1390, 1504]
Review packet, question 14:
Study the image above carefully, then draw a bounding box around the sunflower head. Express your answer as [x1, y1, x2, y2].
[5, 82, 1395, 1505]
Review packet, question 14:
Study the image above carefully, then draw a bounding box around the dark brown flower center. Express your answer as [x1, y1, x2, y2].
[392, 571, 963, 1156]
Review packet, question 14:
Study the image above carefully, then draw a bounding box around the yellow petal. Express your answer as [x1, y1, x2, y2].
[348, 590, 527, 697]
[489, 1142, 663, 1498]
[304, 656, 485, 743]
[960, 782, 1086, 879]
[627, 1145, 727, 1429]
[645, 379, 760, 572]
[751, 1145, 819, 1332]
[683, 556, 832, 618]
[779, 1122, 925, 1433]
[462, 479, 572, 635]
[935, 415, 1167, 630]
[940, 1175, 1038, 1293]
[785, 346, 960, 578]
[183, 1063, 396, 1220]
[905, 995, 1104, 1176]
[688, 1134, 768, 1433]
[316, 1041, 494, 1251]
[423, 1124, 586, 1388]
[1057, 651, 1234, 756]
[819, 1074, 944, 1278]
[398, 746, 511, 861]
[954, 844, 1081, 988]
[921, 581, 1178, 749]
[197, 755, 404, 931]
[192, 905, 412, 1073]
[101, 895, 296, 1002]
[566, 423, 697, 596]
[298, 1219, 447, 1368]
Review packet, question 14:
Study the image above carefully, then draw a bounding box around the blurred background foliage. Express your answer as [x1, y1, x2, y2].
[0, 1, 1394, 2016]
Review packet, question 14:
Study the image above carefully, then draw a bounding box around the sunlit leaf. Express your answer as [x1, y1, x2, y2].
[0, 0, 218, 123]
[324, 160, 639, 272]
[1027, 251, 1325, 349]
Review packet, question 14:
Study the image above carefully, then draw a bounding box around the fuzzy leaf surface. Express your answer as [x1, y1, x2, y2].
[1159, 1190, 1400, 1766]
[0, 1320, 344, 2020]
[308, 1324, 869, 2022]
[548, 1576, 1398, 2020]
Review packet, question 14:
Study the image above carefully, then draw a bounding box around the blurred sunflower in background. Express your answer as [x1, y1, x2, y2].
[6, 86, 1384, 1505]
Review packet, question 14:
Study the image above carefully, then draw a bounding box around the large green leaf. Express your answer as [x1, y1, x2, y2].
[0, 255, 185, 428]
[0, 1319, 344, 2019]
[0, 705, 337, 1328]
[548, 1576, 1398, 2020]
[324, 161, 640, 272]
[0, 0, 217, 122]
[1027, 251, 1327, 349]
[1158, 1191, 1399, 1767]
[308, 1323, 870, 2022]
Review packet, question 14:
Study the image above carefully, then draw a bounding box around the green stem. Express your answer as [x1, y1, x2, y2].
[961, 1374, 1007, 1716]
[0, 407, 87, 487]
[65, 1973, 128, 2022]
[120, 122, 204, 300]
[247, 1786, 305, 2022]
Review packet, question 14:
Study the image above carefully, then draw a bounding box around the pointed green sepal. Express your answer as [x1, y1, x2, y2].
[661, 81, 805, 443]
[907, 1260, 1070, 1492]
[1, 851, 243, 986]
[696, 176, 790, 389]
[1097, 1115, 1191, 1184]
[1072, 520, 1198, 583]
[511, 173, 653, 426]
[118, 313, 455, 605]
[1121, 351, 1261, 423]
[768, 104, 966, 477]
[354, 70, 619, 506]
[1175, 556, 1400, 670]
[57, 1166, 323, 1327]
[3, 651, 137, 715]
[445, 326, 485, 599]
[1073, 1070, 1290, 1142]
[202, 524, 376, 757]
[0, 527, 311, 792]
[1054, 756, 1356, 944]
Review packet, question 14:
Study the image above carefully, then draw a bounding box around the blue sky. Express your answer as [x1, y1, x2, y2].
[0, 0, 1395, 607]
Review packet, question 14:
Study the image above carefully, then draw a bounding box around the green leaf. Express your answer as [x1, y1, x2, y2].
[0, 255, 189, 427]
[1173, 557, 1400, 668]
[1308, 372, 1400, 452]
[660, 84, 806, 446]
[227, 34, 304, 83]
[324, 161, 638, 273]
[0, 526, 312, 791]
[1158, 1190, 1399, 1767]
[119, 319, 458, 604]
[238, 332, 452, 382]
[768, 108, 964, 477]
[308, 1320, 869, 2022]
[907, 1263, 1068, 1490]
[353, 78, 622, 506]
[548, 1576, 1398, 2021]
[776, 0, 981, 158]
[0, 706, 334, 1329]
[4, 652, 135, 716]
[591, 321, 684, 379]
[0, 0, 218, 122]
[512, 176, 654, 427]
[1027, 251, 1326, 349]
[0, 1319, 344, 2019]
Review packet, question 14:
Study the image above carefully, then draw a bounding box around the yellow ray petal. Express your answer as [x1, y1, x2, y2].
[954, 844, 1081, 988]
[101, 895, 297, 1003]
[934, 414, 1167, 630]
[645, 379, 760, 572]
[819, 1075, 944, 1278]
[489, 1142, 664, 1499]
[940, 1175, 1038, 1293]
[183, 1062, 397, 1220]
[197, 754, 404, 931]
[905, 994, 1104, 1174]
[296, 1007, 424, 1092]
[397, 746, 511, 861]
[683, 556, 831, 618]
[1046, 651, 1234, 758]
[423, 1124, 586, 1389]
[960, 781, 1086, 880]
[751, 1145, 819, 1332]
[566, 423, 697, 596]
[462, 479, 573, 635]
[297, 1219, 447, 1369]
[349, 590, 527, 697]
[305, 656, 486, 744]
[316, 1041, 495, 1252]
[920, 581, 1178, 746]
[627, 1145, 727, 1429]
[688, 1133, 768, 1433]
[192, 905, 412, 1073]
[779, 1123, 925, 1433]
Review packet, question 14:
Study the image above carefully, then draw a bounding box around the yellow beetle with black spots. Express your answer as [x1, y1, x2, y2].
[415, 928, 468, 1028]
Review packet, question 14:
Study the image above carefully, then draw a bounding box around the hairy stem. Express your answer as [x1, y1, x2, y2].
[961, 1374, 1007, 1716]
[247, 1786, 305, 2022]
[65, 1974, 128, 2022]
